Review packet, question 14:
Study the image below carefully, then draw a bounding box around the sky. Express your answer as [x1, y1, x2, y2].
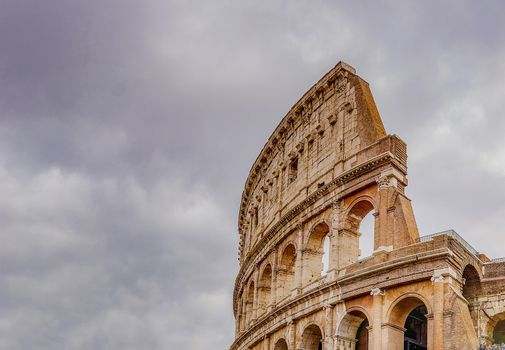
[1, 1, 505, 349]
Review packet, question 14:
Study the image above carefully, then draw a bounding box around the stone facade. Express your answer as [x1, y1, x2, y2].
[230, 61, 505, 350]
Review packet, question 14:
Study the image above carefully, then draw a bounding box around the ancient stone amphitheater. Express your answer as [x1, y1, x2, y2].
[230, 62, 505, 350]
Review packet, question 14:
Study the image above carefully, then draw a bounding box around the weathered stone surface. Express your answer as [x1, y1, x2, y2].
[230, 61, 505, 350]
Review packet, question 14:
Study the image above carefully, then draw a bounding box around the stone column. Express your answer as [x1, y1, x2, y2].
[263, 335, 270, 350]
[242, 297, 248, 330]
[431, 272, 446, 350]
[324, 304, 334, 350]
[426, 313, 434, 350]
[287, 319, 296, 350]
[235, 300, 242, 335]
[252, 269, 259, 321]
[329, 200, 342, 271]
[375, 175, 392, 251]
[270, 248, 278, 309]
[381, 323, 405, 350]
[294, 224, 304, 294]
[371, 288, 384, 350]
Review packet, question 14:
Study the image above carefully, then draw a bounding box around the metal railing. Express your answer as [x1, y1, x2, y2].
[417, 229, 480, 257]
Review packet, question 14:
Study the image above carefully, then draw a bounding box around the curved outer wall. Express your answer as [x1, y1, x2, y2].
[231, 61, 505, 350]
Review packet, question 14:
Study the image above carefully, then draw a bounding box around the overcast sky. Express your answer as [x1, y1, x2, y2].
[1, 1, 505, 349]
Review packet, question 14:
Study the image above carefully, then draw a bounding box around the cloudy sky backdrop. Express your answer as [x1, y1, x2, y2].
[1, 1, 505, 349]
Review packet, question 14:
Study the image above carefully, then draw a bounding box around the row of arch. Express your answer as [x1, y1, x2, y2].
[460, 264, 505, 346]
[240, 262, 489, 349]
[266, 294, 431, 350]
[239, 198, 377, 332]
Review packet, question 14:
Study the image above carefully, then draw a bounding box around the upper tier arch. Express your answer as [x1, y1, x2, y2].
[237, 61, 408, 262]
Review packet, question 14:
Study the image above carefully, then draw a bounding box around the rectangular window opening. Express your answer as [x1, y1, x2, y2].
[288, 158, 298, 183]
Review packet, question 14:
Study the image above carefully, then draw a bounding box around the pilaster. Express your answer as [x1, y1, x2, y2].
[324, 304, 334, 350]
[431, 270, 450, 350]
[294, 223, 304, 294]
[252, 269, 259, 321]
[371, 288, 384, 350]
[270, 248, 278, 309]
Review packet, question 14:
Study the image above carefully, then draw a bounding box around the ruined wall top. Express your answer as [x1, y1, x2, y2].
[237, 61, 404, 262]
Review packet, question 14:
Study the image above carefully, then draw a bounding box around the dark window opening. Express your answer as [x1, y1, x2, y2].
[404, 305, 428, 350]
[356, 319, 369, 350]
[289, 158, 298, 183]
[493, 320, 505, 344]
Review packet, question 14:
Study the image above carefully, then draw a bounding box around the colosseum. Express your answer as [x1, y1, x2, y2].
[230, 61, 505, 350]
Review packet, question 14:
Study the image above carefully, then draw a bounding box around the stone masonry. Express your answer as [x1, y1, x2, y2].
[230, 61, 505, 350]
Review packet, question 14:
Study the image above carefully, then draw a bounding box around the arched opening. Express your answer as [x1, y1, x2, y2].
[462, 265, 481, 300]
[238, 292, 245, 332]
[356, 318, 369, 350]
[344, 200, 375, 264]
[303, 223, 330, 285]
[274, 338, 288, 350]
[245, 281, 255, 325]
[359, 211, 374, 258]
[404, 305, 428, 350]
[485, 313, 505, 346]
[301, 324, 323, 350]
[257, 264, 272, 316]
[389, 296, 429, 350]
[493, 320, 505, 344]
[278, 244, 296, 301]
[321, 235, 330, 276]
[336, 309, 370, 349]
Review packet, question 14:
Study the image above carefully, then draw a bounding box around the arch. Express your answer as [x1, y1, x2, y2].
[306, 220, 331, 243]
[273, 338, 288, 350]
[494, 320, 505, 344]
[343, 197, 377, 262]
[386, 293, 432, 325]
[257, 264, 272, 316]
[303, 222, 330, 285]
[278, 243, 296, 301]
[280, 243, 297, 265]
[336, 308, 371, 349]
[301, 323, 324, 350]
[238, 291, 245, 332]
[462, 264, 482, 300]
[305, 222, 330, 249]
[344, 196, 376, 226]
[484, 311, 505, 345]
[387, 294, 431, 350]
[245, 280, 255, 325]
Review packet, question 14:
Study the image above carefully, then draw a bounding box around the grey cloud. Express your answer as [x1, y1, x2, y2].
[0, 1, 505, 349]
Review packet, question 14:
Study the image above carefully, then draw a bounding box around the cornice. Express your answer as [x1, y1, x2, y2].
[233, 151, 403, 313]
[230, 242, 458, 350]
[237, 62, 357, 240]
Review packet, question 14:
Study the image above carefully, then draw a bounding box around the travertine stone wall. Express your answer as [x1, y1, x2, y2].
[231, 61, 505, 350]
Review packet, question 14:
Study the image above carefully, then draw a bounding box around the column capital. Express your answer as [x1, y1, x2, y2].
[370, 287, 385, 296]
[376, 175, 392, 190]
[431, 267, 458, 284]
[376, 169, 403, 189]
[431, 274, 446, 284]
[331, 199, 343, 210]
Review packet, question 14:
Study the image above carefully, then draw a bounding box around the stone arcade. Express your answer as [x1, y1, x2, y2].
[230, 61, 505, 350]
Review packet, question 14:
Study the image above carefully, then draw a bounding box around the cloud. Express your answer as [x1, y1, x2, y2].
[0, 0, 505, 349]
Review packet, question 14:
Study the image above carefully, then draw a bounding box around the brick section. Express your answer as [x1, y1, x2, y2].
[230, 61, 505, 350]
